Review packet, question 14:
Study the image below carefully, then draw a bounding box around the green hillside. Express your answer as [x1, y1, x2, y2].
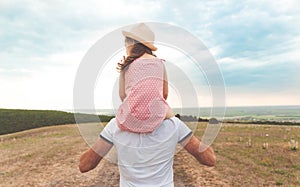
[0, 109, 114, 135]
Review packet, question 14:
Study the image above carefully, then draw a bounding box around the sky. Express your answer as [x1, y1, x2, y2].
[0, 0, 300, 110]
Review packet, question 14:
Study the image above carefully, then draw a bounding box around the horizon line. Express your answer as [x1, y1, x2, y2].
[1, 104, 300, 111]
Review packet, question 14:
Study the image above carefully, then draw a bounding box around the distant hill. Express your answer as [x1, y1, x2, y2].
[0, 109, 114, 135]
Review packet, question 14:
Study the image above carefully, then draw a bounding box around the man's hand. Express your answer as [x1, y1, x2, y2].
[182, 135, 216, 167]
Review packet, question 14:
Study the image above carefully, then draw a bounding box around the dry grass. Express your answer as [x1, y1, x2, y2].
[0, 124, 104, 186]
[0, 123, 226, 186]
[196, 123, 300, 186]
[0, 123, 299, 186]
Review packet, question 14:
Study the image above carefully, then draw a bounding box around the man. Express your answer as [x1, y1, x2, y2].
[79, 117, 216, 187]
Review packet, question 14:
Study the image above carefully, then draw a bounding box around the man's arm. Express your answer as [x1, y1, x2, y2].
[181, 135, 216, 167]
[79, 137, 113, 173]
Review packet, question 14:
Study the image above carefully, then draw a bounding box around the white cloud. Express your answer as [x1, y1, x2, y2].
[218, 35, 300, 71]
[0, 0, 164, 68]
[226, 87, 300, 106]
[0, 49, 84, 109]
[1, 0, 300, 109]
[0, 65, 77, 110]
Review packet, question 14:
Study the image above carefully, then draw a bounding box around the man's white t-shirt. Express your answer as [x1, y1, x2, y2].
[100, 116, 192, 187]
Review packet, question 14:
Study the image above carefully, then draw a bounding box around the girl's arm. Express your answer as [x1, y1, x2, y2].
[163, 65, 168, 100]
[119, 71, 126, 102]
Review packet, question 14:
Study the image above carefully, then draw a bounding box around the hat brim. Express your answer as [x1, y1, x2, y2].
[122, 31, 157, 51]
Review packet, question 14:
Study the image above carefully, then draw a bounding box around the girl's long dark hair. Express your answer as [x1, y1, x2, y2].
[117, 37, 156, 71]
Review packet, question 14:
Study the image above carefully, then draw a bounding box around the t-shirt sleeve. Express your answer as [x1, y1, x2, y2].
[174, 117, 193, 143]
[99, 118, 116, 145]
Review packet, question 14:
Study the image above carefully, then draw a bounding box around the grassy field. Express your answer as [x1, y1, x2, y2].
[196, 123, 300, 186]
[1, 122, 300, 186]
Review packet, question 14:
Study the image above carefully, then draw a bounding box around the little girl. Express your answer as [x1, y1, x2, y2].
[116, 23, 174, 133]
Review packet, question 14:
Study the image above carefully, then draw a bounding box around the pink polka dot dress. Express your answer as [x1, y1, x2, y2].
[116, 58, 169, 133]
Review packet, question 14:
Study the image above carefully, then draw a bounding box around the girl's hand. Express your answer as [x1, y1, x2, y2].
[117, 56, 126, 71]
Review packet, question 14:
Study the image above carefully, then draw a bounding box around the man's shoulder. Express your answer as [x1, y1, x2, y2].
[162, 117, 184, 127]
[152, 117, 185, 134]
[103, 118, 118, 132]
[103, 117, 189, 136]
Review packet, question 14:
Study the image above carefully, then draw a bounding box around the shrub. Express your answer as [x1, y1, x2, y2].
[0, 109, 114, 135]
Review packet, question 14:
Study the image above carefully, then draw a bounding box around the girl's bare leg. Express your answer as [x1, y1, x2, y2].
[165, 106, 174, 119]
